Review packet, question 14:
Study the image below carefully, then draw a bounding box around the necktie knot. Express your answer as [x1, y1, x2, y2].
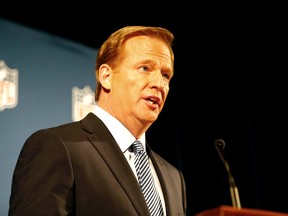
[131, 140, 144, 154]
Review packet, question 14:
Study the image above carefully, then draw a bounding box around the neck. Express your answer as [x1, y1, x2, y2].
[97, 98, 150, 139]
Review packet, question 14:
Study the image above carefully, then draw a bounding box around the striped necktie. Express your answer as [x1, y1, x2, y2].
[131, 140, 164, 216]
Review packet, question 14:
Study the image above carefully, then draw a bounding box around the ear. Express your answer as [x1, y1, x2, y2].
[98, 64, 112, 90]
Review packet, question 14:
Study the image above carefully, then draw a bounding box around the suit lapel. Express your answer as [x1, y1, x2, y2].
[81, 113, 150, 215]
[147, 145, 178, 215]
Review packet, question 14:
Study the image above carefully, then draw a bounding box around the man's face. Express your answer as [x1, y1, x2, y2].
[108, 36, 173, 128]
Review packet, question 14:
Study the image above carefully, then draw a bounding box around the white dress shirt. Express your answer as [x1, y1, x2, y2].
[93, 105, 166, 214]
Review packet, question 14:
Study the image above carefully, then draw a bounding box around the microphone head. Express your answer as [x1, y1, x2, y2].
[214, 139, 226, 150]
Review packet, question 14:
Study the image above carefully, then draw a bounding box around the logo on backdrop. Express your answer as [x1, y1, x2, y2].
[0, 60, 19, 111]
[72, 85, 96, 122]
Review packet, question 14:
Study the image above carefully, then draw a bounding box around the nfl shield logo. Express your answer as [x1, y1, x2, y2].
[0, 60, 18, 111]
[72, 85, 96, 121]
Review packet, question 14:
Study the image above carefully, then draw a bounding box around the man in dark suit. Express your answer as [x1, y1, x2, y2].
[9, 26, 187, 216]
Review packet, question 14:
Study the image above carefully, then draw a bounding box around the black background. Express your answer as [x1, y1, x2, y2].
[2, 4, 287, 215]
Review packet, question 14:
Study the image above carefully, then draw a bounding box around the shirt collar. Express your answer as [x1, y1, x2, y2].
[93, 104, 146, 152]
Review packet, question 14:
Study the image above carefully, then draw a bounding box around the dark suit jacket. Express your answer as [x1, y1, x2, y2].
[9, 113, 187, 216]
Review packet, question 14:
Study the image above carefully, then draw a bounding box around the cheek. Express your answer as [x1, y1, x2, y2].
[164, 86, 170, 95]
[117, 81, 135, 99]
[162, 87, 170, 101]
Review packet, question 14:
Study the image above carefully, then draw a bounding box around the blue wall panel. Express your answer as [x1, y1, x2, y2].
[0, 18, 97, 214]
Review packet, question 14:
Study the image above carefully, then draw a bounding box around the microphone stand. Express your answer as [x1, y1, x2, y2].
[214, 139, 241, 209]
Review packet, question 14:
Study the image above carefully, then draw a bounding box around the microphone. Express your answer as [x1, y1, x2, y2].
[214, 139, 241, 209]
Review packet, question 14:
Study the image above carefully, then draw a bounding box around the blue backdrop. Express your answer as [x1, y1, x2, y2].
[0, 18, 97, 215]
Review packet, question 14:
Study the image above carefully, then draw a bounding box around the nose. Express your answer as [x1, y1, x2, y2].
[151, 71, 165, 90]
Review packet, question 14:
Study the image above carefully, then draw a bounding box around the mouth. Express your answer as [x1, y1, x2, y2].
[145, 95, 160, 107]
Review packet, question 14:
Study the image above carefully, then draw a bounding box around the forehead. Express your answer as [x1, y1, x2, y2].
[124, 36, 172, 63]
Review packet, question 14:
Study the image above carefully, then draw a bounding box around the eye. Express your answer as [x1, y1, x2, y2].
[162, 72, 172, 81]
[140, 66, 149, 72]
[163, 73, 170, 79]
